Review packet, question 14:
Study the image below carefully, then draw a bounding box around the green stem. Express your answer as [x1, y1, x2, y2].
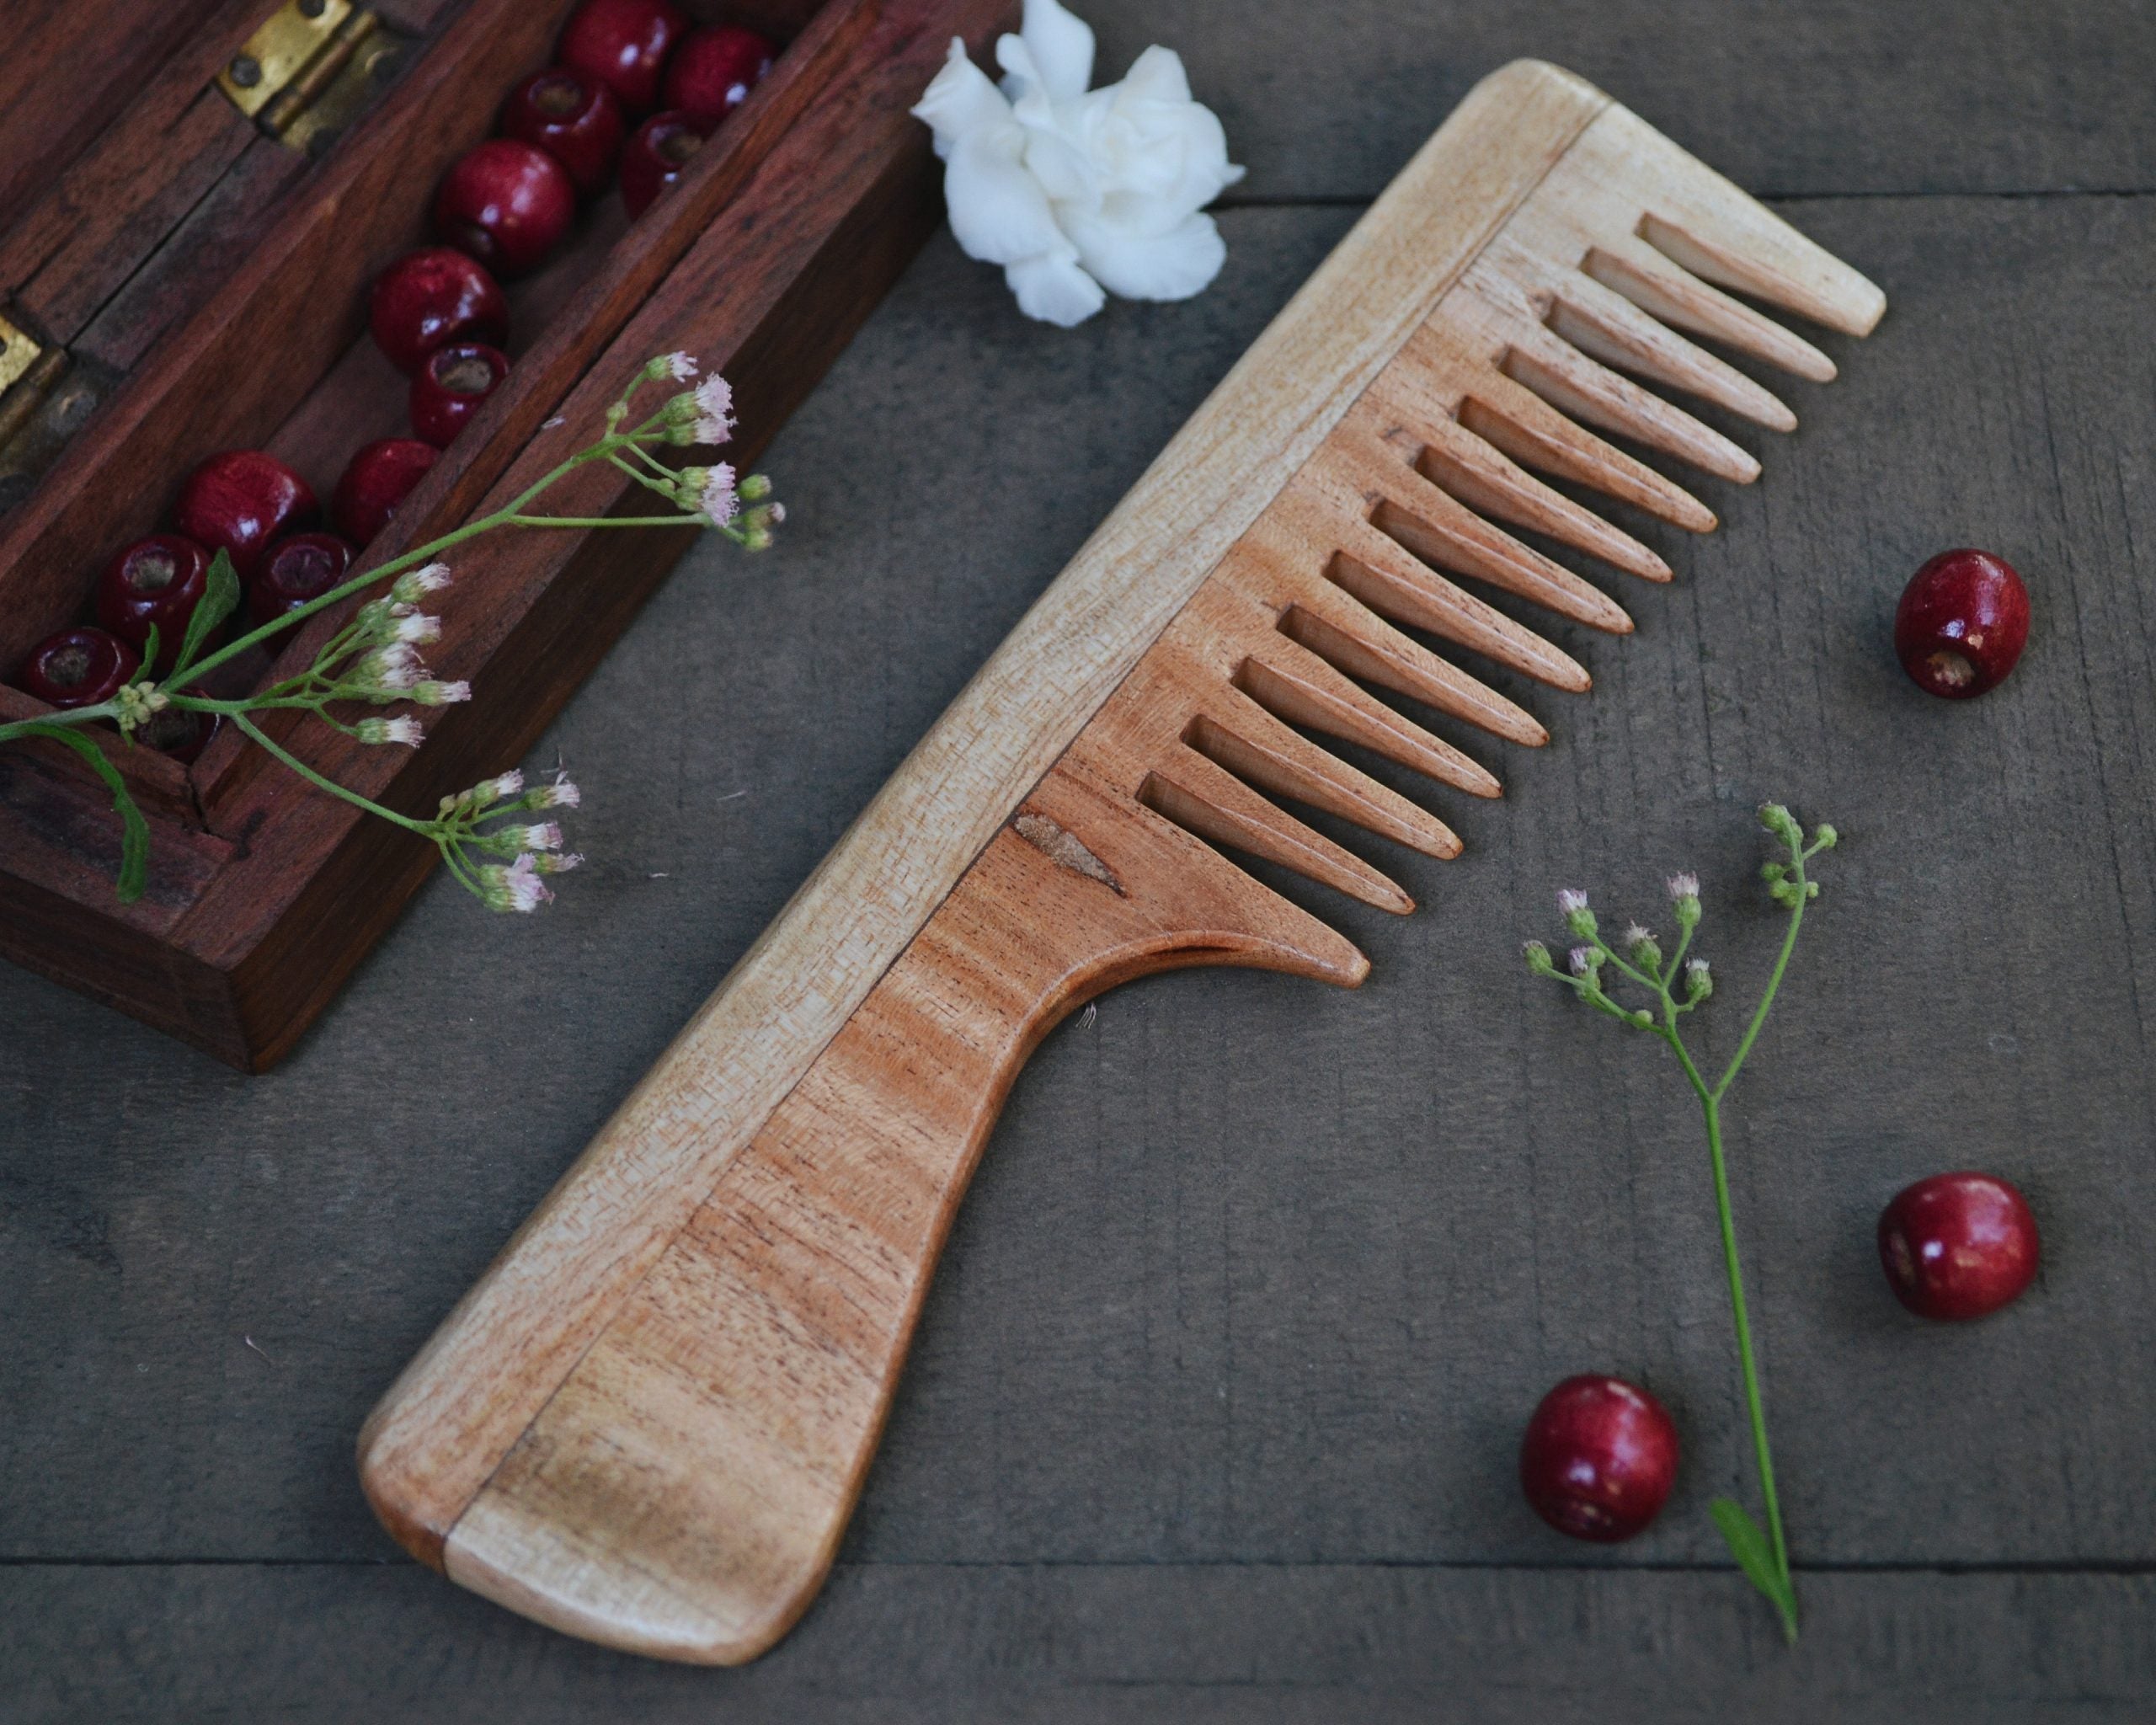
[1665, 1028, 1797, 1641]
[228, 713, 430, 836]
[1713, 853, 1806, 1103]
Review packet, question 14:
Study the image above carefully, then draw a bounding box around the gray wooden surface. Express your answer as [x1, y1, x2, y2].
[7, 3, 2156, 1717]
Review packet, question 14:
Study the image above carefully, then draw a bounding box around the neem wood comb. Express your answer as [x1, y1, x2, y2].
[360, 60, 1884, 1664]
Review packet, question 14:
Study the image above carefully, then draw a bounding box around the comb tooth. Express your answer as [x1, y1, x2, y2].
[1502, 334, 1760, 485]
[1392, 324, 1718, 533]
[1583, 242, 1837, 383]
[1412, 416, 1672, 584]
[1544, 280, 1798, 432]
[1141, 750, 1415, 915]
[1279, 596, 1548, 749]
[1638, 212, 1883, 338]
[1188, 703, 1460, 860]
[1326, 537, 1591, 695]
[1237, 649, 1502, 800]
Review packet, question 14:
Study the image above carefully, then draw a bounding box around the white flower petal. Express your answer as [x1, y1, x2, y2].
[910, 39, 1013, 159]
[942, 127, 1065, 264]
[1063, 208, 1226, 302]
[1115, 42, 1191, 106]
[1015, 0, 1093, 101]
[1006, 253, 1106, 326]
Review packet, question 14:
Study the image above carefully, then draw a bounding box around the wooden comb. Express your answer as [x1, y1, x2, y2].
[359, 59, 1884, 1664]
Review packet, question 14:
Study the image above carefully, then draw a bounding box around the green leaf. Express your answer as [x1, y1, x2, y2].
[25, 723, 152, 903]
[1711, 1498, 1799, 1642]
[140, 622, 161, 681]
[170, 547, 240, 679]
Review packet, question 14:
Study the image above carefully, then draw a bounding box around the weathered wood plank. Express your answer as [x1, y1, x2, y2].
[1080, 0, 2156, 200]
[3, 1562, 2153, 1722]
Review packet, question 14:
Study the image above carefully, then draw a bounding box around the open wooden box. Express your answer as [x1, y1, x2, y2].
[0, 0, 1009, 1068]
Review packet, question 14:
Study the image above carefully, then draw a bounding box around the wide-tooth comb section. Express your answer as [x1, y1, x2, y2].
[1140, 749, 1414, 915]
[1186, 701, 1460, 860]
[1263, 474, 1591, 694]
[1498, 330, 1758, 485]
[1582, 240, 1837, 382]
[1389, 320, 1719, 535]
[1331, 417, 1636, 629]
[1481, 228, 1797, 433]
[1541, 278, 1797, 432]
[1325, 531, 1590, 693]
[1408, 414, 1672, 584]
[1235, 649, 1502, 800]
[1278, 595, 1548, 748]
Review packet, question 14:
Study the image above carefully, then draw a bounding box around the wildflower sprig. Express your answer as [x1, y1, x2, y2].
[1524, 803, 1838, 1645]
[0, 353, 780, 911]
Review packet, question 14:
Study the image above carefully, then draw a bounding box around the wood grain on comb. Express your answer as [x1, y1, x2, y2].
[359, 60, 1884, 1664]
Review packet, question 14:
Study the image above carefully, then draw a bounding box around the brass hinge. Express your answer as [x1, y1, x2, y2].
[215, 0, 395, 146]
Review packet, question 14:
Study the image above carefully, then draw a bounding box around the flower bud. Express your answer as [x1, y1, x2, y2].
[1812, 823, 1838, 850]
[356, 716, 424, 746]
[1758, 803, 1801, 846]
[527, 773, 580, 810]
[738, 472, 772, 502]
[1683, 958, 1712, 1001]
[410, 679, 471, 706]
[1523, 939, 1555, 975]
[1557, 888, 1596, 938]
[1666, 872, 1701, 928]
[390, 563, 451, 604]
[1567, 945, 1598, 977]
[477, 853, 553, 913]
[1761, 861, 1785, 883]
[1622, 922, 1662, 969]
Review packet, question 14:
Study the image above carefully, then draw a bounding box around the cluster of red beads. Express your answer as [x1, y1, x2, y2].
[1522, 1169, 2041, 1543]
[12, 0, 776, 753]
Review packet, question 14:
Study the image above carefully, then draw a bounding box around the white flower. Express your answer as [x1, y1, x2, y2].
[1557, 889, 1589, 916]
[478, 770, 524, 804]
[412, 679, 470, 706]
[392, 613, 441, 646]
[910, 0, 1242, 326]
[504, 821, 563, 852]
[357, 643, 424, 691]
[1567, 946, 1595, 977]
[481, 854, 552, 913]
[659, 351, 696, 381]
[531, 773, 580, 809]
[357, 716, 424, 746]
[1667, 873, 1700, 901]
[696, 463, 739, 526]
[391, 563, 451, 603]
[693, 374, 735, 445]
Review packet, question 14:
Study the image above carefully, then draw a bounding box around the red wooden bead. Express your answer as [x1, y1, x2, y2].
[95, 534, 211, 670]
[620, 109, 712, 218]
[173, 451, 318, 579]
[558, 0, 691, 116]
[19, 627, 140, 710]
[1519, 1375, 1679, 1542]
[370, 248, 510, 375]
[500, 67, 626, 197]
[409, 343, 510, 449]
[434, 140, 575, 280]
[334, 439, 439, 547]
[660, 23, 776, 125]
[138, 703, 221, 764]
[1878, 1172, 2041, 1321]
[248, 531, 357, 628]
[1894, 548, 2031, 699]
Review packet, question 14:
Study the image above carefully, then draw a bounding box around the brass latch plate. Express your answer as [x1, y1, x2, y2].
[216, 0, 354, 118]
[0, 312, 40, 398]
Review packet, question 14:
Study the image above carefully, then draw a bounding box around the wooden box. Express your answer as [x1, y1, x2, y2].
[0, 0, 1007, 1068]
